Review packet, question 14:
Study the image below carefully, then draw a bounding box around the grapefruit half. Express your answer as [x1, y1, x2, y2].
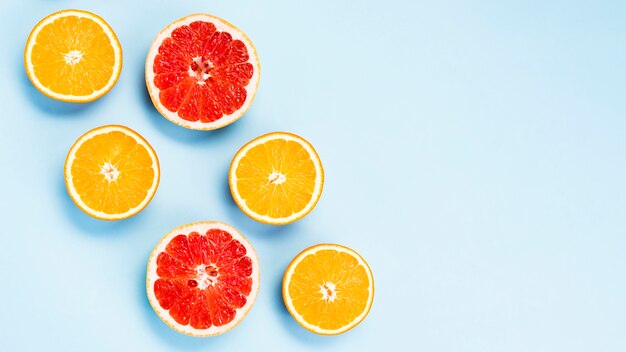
[146, 222, 260, 336]
[145, 14, 260, 130]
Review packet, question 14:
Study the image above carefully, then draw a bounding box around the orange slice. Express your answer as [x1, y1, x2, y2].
[145, 14, 260, 130]
[64, 125, 160, 220]
[228, 132, 324, 225]
[24, 9, 122, 102]
[282, 244, 374, 335]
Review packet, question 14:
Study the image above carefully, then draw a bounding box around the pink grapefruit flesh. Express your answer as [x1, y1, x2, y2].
[146, 222, 260, 336]
[146, 14, 260, 130]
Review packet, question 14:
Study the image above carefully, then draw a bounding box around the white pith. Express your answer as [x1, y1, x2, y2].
[25, 10, 122, 102]
[65, 125, 159, 220]
[268, 171, 286, 185]
[188, 56, 212, 83]
[146, 222, 260, 337]
[194, 264, 219, 289]
[229, 133, 324, 224]
[63, 50, 83, 65]
[100, 162, 120, 182]
[145, 14, 261, 130]
[283, 245, 374, 335]
[319, 282, 337, 302]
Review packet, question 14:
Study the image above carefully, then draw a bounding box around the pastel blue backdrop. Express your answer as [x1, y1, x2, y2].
[1, 0, 625, 351]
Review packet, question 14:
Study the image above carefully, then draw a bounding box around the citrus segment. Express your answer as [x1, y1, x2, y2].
[229, 132, 324, 225]
[146, 14, 260, 130]
[147, 222, 260, 336]
[64, 125, 159, 220]
[282, 244, 374, 335]
[24, 9, 122, 102]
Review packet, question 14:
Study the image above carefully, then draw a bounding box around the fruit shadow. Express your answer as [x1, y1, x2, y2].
[18, 56, 105, 116]
[137, 252, 224, 350]
[57, 172, 143, 236]
[137, 57, 248, 146]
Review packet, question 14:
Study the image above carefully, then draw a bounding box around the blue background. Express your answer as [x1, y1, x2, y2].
[1, 0, 625, 351]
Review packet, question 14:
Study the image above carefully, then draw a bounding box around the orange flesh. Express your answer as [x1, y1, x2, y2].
[235, 139, 316, 218]
[288, 249, 371, 331]
[30, 15, 116, 96]
[71, 131, 155, 214]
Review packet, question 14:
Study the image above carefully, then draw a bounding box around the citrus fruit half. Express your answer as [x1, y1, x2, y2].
[64, 125, 160, 220]
[282, 244, 374, 335]
[145, 14, 260, 130]
[24, 9, 122, 103]
[146, 222, 260, 337]
[229, 132, 324, 225]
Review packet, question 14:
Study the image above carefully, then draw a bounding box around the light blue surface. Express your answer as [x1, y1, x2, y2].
[1, 0, 625, 351]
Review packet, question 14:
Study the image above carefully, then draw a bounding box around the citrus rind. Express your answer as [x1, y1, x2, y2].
[64, 125, 160, 220]
[24, 9, 122, 103]
[282, 244, 374, 335]
[145, 13, 261, 130]
[228, 132, 324, 225]
[146, 221, 260, 337]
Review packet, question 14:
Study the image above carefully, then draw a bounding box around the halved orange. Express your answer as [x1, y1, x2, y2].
[64, 125, 160, 220]
[228, 132, 324, 225]
[24, 9, 122, 102]
[282, 244, 374, 335]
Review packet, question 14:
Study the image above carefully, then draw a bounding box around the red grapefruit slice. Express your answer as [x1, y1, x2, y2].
[145, 14, 260, 130]
[146, 222, 260, 336]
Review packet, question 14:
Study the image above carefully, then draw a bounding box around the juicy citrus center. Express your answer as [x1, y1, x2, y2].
[288, 249, 371, 331]
[70, 131, 155, 215]
[235, 138, 316, 218]
[63, 50, 83, 65]
[319, 282, 337, 302]
[100, 162, 120, 182]
[268, 171, 286, 185]
[189, 56, 213, 83]
[30, 15, 117, 96]
[192, 264, 220, 289]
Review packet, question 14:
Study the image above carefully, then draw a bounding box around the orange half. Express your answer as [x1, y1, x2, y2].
[24, 9, 122, 102]
[64, 125, 160, 220]
[229, 132, 324, 225]
[282, 244, 374, 335]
